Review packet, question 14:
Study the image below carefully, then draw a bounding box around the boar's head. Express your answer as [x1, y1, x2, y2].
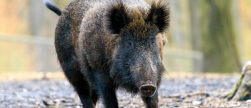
[104, 2, 169, 97]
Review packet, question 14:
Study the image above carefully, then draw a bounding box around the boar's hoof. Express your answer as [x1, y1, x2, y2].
[140, 84, 157, 97]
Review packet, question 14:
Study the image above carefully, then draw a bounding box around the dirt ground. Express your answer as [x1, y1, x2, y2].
[1, 72, 251, 108]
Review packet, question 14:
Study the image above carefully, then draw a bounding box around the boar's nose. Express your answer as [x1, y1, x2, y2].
[140, 84, 157, 97]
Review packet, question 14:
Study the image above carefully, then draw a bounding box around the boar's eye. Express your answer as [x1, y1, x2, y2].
[151, 41, 155, 47]
[127, 41, 133, 49]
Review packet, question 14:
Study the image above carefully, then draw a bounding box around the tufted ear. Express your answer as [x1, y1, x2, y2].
[104, 2, 130, 34]
[146, 2, 170, 33]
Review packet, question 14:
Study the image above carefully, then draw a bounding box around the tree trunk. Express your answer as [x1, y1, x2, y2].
[226, 61, 251, 101]
[189, 0, 202, 72]
[201, 0, 242, 72]
[29, 0, 48, 72]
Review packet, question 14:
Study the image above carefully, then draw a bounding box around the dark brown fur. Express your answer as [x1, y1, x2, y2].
[50, 0, 170, 107]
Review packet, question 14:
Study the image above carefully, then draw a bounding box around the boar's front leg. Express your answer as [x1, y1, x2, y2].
[60, 64, 96, 107]
[98, 76, 119, 108]
[142, 91, 158, 108]
[57, 52, 96, 107]
[61, 64, 95, 108]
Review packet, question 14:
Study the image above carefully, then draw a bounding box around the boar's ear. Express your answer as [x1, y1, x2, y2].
[146, 2, 170, 33]
[104, 2, 130, 34]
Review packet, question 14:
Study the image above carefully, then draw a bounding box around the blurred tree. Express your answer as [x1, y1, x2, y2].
[189, 0, 202, 72]
[29, 0, 47, 72]
[168, 0, 195, 72]
[201, 0, 242, 72]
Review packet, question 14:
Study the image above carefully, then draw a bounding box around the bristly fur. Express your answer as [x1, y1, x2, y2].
[146, 1, 170, 33]
[104, 1, 130, 34]
[104, 1, 170, 35]
[121, 10, 156, 39]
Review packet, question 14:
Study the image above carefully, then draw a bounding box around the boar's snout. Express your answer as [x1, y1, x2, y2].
[140, 84, 157, 97]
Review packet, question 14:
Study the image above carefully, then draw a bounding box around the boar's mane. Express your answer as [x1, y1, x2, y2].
[104, 1, 170, 36]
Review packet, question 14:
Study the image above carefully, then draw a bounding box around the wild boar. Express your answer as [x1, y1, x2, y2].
[44, 0, 169, 107]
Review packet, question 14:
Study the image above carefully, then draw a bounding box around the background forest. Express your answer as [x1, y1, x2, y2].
[0, 0, 250, 73]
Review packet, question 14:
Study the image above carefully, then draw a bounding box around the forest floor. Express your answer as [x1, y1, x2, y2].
[0, 72, 251, 108]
